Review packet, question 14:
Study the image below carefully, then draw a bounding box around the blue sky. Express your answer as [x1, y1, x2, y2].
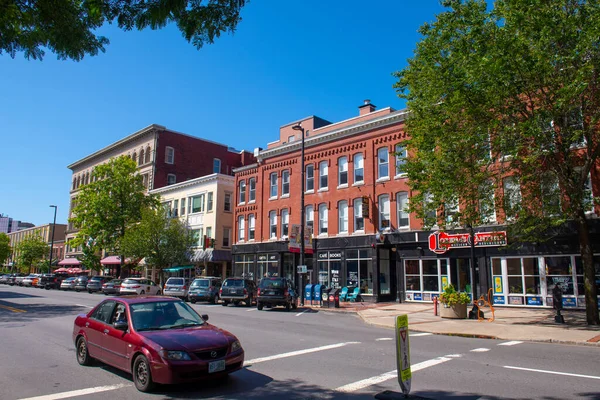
[0, 1, 445, 227]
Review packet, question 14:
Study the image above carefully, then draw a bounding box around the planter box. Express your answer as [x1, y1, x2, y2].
[440, 303, 467, 319]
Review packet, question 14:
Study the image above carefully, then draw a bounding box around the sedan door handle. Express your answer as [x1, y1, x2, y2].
[103, 329, 109, 334]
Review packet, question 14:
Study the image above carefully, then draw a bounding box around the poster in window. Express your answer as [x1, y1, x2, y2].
[508, 296, 523, 305]
[526, 297, 542, 306]
[494, 276, 503, 293]
[348, 271, 358, 287]
[413, 293, 423, 301]
[493, 296, 505, 305]
[423, 293, 432, 301]
[405, 293, 413, 301]
[441, 276, 449, 290]
[562, 297, 577, 308]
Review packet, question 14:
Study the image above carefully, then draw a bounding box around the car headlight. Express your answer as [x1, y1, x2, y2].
[230, 340, 242, 352]
[160, 350, 191, 361]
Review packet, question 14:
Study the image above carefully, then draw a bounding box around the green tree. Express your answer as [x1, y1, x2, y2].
[1, 0, 247, 61]
[15, 235, 48, 273]
[69, 155, 159, 278]
[394, 0, 600, 324]
[121, 207, 194, 286]
[0, 233, 11, 267]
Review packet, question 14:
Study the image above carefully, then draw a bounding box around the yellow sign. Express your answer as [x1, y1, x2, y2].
[494, 276, 503, 293]
[395, 314, 411, 395]
[441, 276, 449, 290]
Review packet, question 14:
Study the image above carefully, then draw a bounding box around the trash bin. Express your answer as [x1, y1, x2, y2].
[328, 288, 340, 308]
[305, 284, 314, 305]
[313, 284, 322, 306]
[321, 287, 329, 307]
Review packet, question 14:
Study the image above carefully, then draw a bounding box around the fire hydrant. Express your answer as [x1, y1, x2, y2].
[433, 296, 438, 316]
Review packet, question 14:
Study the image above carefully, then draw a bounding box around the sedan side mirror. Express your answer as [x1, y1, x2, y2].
[113, 320, 129, 331]
[201, 314, 209, 321]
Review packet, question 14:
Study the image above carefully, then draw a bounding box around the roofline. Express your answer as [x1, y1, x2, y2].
[232, 163, 259, 174]
[257, 108, 408, 161]
[149, 173, 234, 195]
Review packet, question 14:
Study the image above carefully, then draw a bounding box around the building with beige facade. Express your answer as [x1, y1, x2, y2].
[7, 223, 66, 272]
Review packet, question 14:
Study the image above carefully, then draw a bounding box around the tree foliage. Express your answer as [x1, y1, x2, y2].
[69, 155, 159, 277]
[394, 0, 600, 324]
[1, 0, 247, 60]
[0, 233, 11, 266]
[121, 206, 194, 285]
[15, 235, 48, 273]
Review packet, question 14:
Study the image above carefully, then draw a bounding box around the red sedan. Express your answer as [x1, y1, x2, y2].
[72, 296, 244, 392]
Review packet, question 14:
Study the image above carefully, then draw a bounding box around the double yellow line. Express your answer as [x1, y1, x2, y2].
[0, 304, 27, 313]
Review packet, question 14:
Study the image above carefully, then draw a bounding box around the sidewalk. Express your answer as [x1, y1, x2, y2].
[304, 301, 600, 347]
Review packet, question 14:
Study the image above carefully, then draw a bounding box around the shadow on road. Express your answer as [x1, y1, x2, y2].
[0, 301, 89, 324]
[0, 290, 43, 299]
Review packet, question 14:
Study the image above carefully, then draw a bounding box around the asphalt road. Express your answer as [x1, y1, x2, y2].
[1, 285, 599, 400]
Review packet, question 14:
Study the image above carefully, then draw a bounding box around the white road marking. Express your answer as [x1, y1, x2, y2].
[295, 309, 310, 317]
[246, 308, 257, 312]
[375, 338, 393, 341]
[410, 333, 433, 337]
[335, 356, 453, 393]
[17, 383, 130, 400]
[498, 341, 523, 346]
[504, 366, 600, 380]
[445, 354, 463, 358]
[75, 304, 93, 309]
[470, 348, 491, 352]
[245, 342, 360, 365]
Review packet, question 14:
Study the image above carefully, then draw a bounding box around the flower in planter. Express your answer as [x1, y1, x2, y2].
[439, 284, 471, 306]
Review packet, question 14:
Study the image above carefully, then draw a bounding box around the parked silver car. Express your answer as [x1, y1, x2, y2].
[163, 277, 190, 299]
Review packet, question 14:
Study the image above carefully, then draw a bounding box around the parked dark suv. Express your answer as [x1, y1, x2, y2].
[38, 274, 62, 290]
[188, 277, 222, 304]
[220, 278, 257, 307]
[257, 277, 298, 311]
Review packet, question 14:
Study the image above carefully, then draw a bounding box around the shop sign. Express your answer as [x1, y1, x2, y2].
[494, 276, 503, 293]
[413, 293, 423, 301]
[395, 315, 412, 396]
[423, 293, 432, 301]
[428, 231, 507, 254]
[331, 269, 340, 288]
[526, 297, 543, 306]
[289, 224, 314, 254]
[508, 296, 524, 305]
[319, 251, 342, 260]
[562, 298, 577, 308]
[405, 293, 413, 301]
[493, 296, 505, 305]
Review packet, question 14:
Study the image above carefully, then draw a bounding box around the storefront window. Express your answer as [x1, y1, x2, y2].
[283, 253, 295, 285]
[318, 251, 341, 289]
[545, 256, 574, 295]
[422, 259, 439, 292]
[405, 260, 420, 291]
[575, 255, 600, 296]
[379, 249, 390, 294]
[233, 255, 256, 280]
[258, 254, 279, 278]
[347, 250, 372, 294]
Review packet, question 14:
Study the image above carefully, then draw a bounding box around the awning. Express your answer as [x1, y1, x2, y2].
[100, 256, 135, 265]
[58, 258, 81, 266]
[55, 267, 84, 274]
[189, 249, 231, 263]
[164, 265, 195, 272]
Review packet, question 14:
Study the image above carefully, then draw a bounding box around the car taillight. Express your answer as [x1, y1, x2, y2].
[132, 285, 140, 288]
[208, 286, 213, 291]
[102, 283, 107, 287]
[219, 288, 222, 295]
[243, 288, 248, 295]
[284, 289, 289, 296]
[257, 288, 261, 296]
[116, 285, 121, 288]
[183, 285, 187, 290]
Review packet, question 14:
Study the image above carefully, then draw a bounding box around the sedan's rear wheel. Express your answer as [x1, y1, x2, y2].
[140, 290, 145, 295]
[133, 355, 155, 392]
[222, 301, 228, 307]
[76, 337, 93, 366]
[257, 302, 263, 310]
[285, 302, 291, 311]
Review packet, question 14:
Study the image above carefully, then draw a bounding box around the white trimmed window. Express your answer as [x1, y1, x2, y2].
[281, 209, 289, 238]
[269, 211, 278, 239]
[282, 170, 290, 196]
[224, 193, 232, 212]
[395, 144, 407, 176]
[167, 174, 176, 185]
[237, 216, 245, 242]
[338, 200, 348, 233]
[306, 205, 314, 232]
[270, 173, 278, 198]
[165, 146, 174, 164]
[239, 180, 246, 204]
[338, 157, 348, 186]
[377, 147, 389, 179]
[223, 228, 231, 247]
[249, 178, 256, 202]
[318, 203, 328, 235]
[480, 180, 497, 223]
[306, 165, 314, 192]
[248, 214, 256, 240]
[353, 198, 364, 232]
[503, 176, 521, 221]
[396, 192, 409, 229]
[319, 161, 328, 190]
[207, 192, 213, 212]
[354, 153, 364, 184]
[378, 194, 390, 231]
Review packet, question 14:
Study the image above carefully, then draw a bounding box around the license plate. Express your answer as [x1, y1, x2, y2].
[208, 360, 226, 373]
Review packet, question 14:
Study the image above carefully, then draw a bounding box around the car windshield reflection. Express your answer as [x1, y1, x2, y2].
[130, 300, 205, 331]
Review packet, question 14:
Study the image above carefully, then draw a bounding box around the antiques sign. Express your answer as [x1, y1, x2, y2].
[428, 231, 507, 254]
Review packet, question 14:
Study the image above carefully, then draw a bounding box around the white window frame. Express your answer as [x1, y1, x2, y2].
[338, 156, 348, 187]
[269, 211, 278, 239]
[237, 216, 245, 242]
[270, 173, 278, 199]
[224, 193, 232, 212]
[396, 192, 410, 229]
[377, 147, 389, 180]
[167, 174, 176, 185]
[282, 170, 290, 196]
[281, 209, 289, 238]
[479, 180, 497, 224]
[319, 161, 328, 191]
[395, 143, 408, 177]
[503, 176, 522, 221]
[338, 200, 348, 234]
[306, 205, 314, 232]
[353, 198, 364, 232]
[353, 153, 364, 185]
[249, 178, 256, 202]
[378, 194, 390, 231]
[165, 146, 175, 164]
[239, 180, 246, 204]
[306, 164, 315, 192]
[318, 203, 328, 236]
[248, 214, 255, 240]
[207, 192, 213, 212]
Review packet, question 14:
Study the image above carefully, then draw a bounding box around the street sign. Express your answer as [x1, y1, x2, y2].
[297, 265, 307, 274]
[395, 314, 411, 396]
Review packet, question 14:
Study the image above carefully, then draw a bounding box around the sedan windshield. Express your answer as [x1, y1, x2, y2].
[130, 301, 205, 331]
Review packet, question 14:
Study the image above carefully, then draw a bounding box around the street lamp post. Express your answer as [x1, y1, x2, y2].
[292, 123, 306, 306]
[48, 205, 57, 274]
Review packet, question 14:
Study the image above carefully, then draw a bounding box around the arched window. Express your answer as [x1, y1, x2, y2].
[72, 178, 76, 190]
[139, 149, 145, 165]
[132, 152, 137, 165]
[77, 175, 81, 188]
[85, 172, 89, 185]
[145, 146, 151, 163]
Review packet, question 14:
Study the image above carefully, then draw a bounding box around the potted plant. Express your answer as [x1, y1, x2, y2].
[438, 284, 471, 319]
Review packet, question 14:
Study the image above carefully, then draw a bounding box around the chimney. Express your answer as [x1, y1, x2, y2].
[358, 99, 376, 116]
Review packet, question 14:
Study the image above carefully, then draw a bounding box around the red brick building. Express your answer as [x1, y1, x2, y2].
[233, 101, 600, 307]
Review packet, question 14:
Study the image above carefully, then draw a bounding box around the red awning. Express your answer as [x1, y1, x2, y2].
[58, 258, 81, 266]
[100, 256, 136, 265]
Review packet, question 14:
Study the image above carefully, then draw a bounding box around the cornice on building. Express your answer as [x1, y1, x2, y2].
[149, 173, 234, 195]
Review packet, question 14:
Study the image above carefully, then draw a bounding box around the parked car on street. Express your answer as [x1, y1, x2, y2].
[74, 276, 89, 292]
[86, 276, 114, 293]
[163, 277, 190, 300]
[38, 274, 62, 290]
[21, 274, 39, 287]
[14, 275, 26, 286]
[256, 277, 298, 311]
[119, 278, 162, 295]
[72, 296, 244, 392]
[0, 274, 10, 284]
[188, 277, 222, 304]
[60, 277, 77, 290]
[219, 278, 257, 307]
[101, 279, 123, 296]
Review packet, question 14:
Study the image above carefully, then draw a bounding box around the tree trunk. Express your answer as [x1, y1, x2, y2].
[576, 211, 599, 325]
[117, 254, 124, 279]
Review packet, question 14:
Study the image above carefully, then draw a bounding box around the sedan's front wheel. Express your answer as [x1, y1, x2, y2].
[133, 355, 155, 392]
[76, 337, 93, 366]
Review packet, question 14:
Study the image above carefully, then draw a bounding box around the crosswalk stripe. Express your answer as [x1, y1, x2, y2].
[471, 348, 491, 352]
[504, 366, 600, 380]
[17, 384, 130, 400]
[498, 341, 523, 346]
[245, 341, 360, 365]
